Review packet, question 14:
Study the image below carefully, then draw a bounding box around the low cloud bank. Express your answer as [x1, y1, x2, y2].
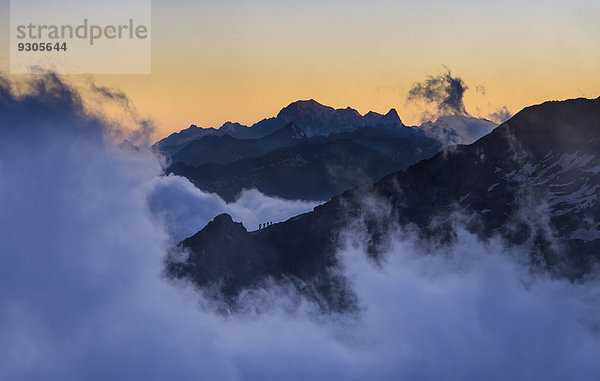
[0, 75, 598, 381]
[148, 175, 321, 243]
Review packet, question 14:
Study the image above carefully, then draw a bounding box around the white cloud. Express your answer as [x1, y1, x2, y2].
[148, 175, 321, 243]
[1, 76, 599, 381]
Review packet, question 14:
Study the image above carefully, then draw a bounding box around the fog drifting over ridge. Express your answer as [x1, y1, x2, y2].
[148, 176, 322, 243]
[0, 76, 599, 380]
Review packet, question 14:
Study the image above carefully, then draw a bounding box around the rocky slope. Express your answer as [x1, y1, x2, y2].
[167, 98, 600, 309]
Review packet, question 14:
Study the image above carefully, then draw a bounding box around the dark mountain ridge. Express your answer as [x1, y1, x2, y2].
[167, 97, 600, 309]
[274, 99, 404, 137]
[156, 99, 419, 156]
[171, 122, 307, 167]
[169, 139, 403, 202]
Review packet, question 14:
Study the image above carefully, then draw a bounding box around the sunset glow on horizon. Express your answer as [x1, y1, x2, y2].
[1, 0, 599, 140]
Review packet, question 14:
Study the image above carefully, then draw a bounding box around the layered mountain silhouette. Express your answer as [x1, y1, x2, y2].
[169, 139, 403, 202]
[156, 100, 407, 155]
[156, 99, 492, 156]
[156, 99, 492, 201]
[275, 99, 405, 137]
[171, 122, 307, 167]
[167, 97, 600, 310]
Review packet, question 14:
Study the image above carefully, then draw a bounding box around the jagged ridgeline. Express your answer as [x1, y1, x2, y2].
[155, 99, 496, 202]
[166, 98, 600, 310]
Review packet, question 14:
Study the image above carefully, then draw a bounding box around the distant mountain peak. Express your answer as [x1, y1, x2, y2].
[219, 121, 248, 133]
[386, 108, 400, 118]
[344, 106, 362, 116]
[277, 99, 334, 118]
[363, 108, 403, 126]
[274, 100, 405, 137]
[157, 100, 409, 153]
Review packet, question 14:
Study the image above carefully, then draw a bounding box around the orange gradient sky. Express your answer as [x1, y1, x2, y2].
[1, 0, 599, 140]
